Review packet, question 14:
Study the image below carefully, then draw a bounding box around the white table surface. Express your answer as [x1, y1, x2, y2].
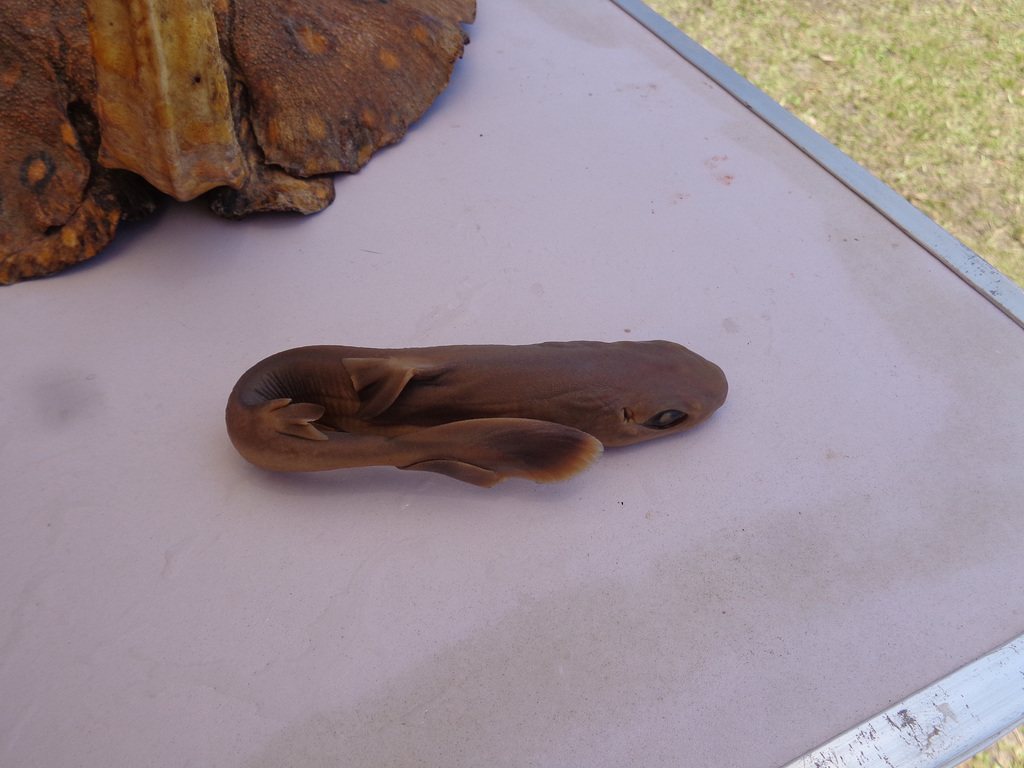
[3, 1, 1024, 766]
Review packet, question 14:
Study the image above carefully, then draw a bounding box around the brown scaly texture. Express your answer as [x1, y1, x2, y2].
[0, 0, 157, 283]
[0, 0, 475, 284]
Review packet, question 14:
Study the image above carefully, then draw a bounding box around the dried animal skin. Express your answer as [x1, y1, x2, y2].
[0, 0, 155, 283]
[0, 0, 474, 284]
[206, 100, 336, 219]
[87, 0, 247, 200]
[230, 0, 475, 177]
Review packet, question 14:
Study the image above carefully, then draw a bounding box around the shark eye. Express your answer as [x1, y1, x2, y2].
[643, 409, 688, 429]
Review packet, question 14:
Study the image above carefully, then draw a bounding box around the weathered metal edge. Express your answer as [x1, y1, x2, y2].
[780, 634, 1024, 768]
[608, 0, 1024, 331]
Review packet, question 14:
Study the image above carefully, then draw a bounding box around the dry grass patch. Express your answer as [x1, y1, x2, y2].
[646, 0, 1024, 287]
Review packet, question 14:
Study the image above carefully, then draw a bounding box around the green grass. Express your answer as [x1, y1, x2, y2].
[645, 0, 1024, 289]
[645, 3, 1024, 764]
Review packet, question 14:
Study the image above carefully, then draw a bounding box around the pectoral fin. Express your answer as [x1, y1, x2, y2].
[264, 398, 329, 441]
[343, 357, 447, 419]
[396, 418, 604, 486]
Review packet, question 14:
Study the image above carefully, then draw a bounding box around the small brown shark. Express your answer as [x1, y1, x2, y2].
[225, 340, 727, 487]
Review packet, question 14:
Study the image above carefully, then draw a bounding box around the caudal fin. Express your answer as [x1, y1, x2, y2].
[395, 418, 604, 487]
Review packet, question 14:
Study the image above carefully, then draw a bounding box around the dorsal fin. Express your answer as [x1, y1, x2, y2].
[342, 357, 446, 419]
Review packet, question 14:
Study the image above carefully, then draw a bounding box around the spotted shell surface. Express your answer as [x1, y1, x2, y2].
[0, 0, 475, 284]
